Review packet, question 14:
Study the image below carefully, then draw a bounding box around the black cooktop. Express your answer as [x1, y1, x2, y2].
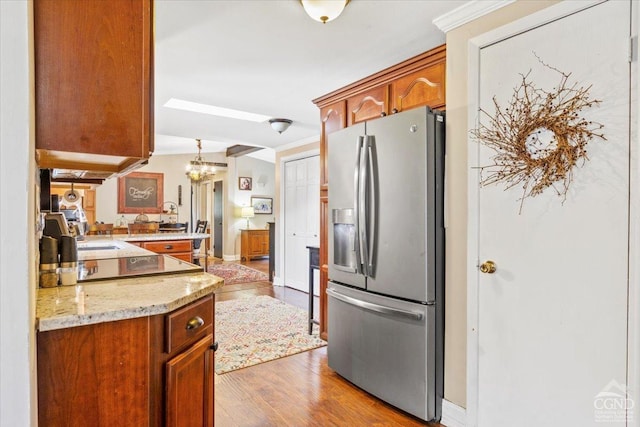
[78, 254, 203, 283]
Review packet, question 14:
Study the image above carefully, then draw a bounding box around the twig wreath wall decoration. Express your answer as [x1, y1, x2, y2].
[471, 55, 606, 213]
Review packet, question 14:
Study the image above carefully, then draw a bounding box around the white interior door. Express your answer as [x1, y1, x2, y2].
[472, 2, 630, 426]
[284, 155, 320, 293]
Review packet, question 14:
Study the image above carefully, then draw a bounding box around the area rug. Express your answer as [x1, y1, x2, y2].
[215, 295, 326, 374]
[207, 263, 269, 285]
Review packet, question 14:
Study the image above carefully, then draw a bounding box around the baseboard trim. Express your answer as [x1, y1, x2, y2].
[272, 275, 284, 286]
[441, 399, 466, 427]
[222, 254, 239, 262]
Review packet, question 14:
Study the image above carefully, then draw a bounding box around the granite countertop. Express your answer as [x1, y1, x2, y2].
[118, 233, 209, 242]
[37, 238, 223, 332]
[77, 239, 153, 260]
[37, 272, 223, 332]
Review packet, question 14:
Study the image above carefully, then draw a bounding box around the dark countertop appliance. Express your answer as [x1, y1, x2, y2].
[78, 254, 203, 283]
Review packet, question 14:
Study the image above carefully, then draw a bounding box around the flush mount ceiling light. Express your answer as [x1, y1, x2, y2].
[269, 118, 293, 134]
[300, 0, 350, 24]
[186, 139, 216, 183]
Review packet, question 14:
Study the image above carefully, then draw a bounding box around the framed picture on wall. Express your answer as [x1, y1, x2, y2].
[239, 177, 252, 191]
[251, 196, 273, 214]
[117, 172, 164, 214]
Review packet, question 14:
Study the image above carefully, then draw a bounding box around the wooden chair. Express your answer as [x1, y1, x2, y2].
[87, 223, 114, 236]
[192, 220, 208, 269]
[127, 222, 159, 234]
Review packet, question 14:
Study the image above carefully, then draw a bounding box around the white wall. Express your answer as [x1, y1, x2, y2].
[95, 152, 227, 226]
[95, 152, 275, 261]
[224, 155, 276, 260]
[0, 0, 37, 425]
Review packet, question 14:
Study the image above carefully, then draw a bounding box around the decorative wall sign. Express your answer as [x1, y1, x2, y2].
[471, 56, 606, 213]
[118, 172, 164, 214]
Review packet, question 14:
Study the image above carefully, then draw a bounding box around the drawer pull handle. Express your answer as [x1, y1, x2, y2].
[165, 245, 173, 250]
[185, 316, 204, 330]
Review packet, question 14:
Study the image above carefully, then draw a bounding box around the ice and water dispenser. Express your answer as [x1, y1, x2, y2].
[331, 208, 358, 273]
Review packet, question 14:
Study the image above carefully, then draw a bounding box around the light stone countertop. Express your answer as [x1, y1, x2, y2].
[37, 271, 223, 332]
[37, 237, 223, 332]
[118, 233, 209, 242]
[76, 239, 154, 260]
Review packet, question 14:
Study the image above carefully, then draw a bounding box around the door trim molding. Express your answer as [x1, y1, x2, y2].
[441, 399, 466, 427]
[466, 1, 629, 426]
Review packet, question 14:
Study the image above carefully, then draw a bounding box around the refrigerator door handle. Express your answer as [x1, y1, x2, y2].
[353, 136, 364, 275]
[359, 136, 370, 277]
[366, 136, 376, 274]
[327, 288, 424, 321]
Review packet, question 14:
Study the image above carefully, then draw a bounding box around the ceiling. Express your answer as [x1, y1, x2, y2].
[154, 0, 467, 162]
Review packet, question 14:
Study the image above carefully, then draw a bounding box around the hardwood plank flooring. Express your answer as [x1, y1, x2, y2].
[213, 259, 440, 427]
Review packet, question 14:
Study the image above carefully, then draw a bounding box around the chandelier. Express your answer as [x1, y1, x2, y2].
[186, 139, 215, 182]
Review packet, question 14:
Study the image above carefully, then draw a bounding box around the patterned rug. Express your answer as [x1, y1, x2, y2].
[214, 295, 326, 374]
[207, 263, 269, 285]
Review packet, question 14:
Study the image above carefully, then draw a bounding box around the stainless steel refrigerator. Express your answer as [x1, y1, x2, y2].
[327, 106, 444, 422]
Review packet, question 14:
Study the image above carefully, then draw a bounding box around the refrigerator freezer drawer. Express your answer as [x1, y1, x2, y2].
[327, 282, 436, 421]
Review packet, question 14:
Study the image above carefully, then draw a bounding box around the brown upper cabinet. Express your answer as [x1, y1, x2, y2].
[312, 44, 446, 340]
[319, 101, 346, 189]
[34, 0, 154, 177]
[347, 85, 389, 126]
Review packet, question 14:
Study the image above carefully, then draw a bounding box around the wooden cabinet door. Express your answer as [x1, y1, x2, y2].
[390, 62, 446, 112]
[320, 101, 346, 189]
[38, 317, 150, 426]
[346, 85, 389, 126]
[83, 189, 96, 225]
[166, 334, 214, 427]
[34, 0, 153, 169]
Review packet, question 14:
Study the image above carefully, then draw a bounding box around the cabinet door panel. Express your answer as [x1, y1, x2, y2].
[166, 334, 214, 427]
[391, 62, 445, 112]
[347, 86, 389, 126]
[320, 101, 346, 188]
[34, 0, 152, 164]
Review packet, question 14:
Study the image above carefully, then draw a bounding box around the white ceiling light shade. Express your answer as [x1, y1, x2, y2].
[300, 0, 349, 24]
[269, 118, 293, 134]
[164, 98, 271, 123]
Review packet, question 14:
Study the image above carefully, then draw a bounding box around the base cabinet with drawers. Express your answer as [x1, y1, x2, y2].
[240, 229, 270, 261]
[140, 239, 193, 263]
[37, 295, 215, 426]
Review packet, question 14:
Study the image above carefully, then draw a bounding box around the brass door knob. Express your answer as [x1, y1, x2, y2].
[480, 260, 496, 274]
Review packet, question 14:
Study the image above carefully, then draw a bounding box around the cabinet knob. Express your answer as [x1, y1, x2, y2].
[185, 316, 204, 330]
[392, 108, 399, 114]
[211, 342, 218, 352]
[380, 112, 387, 117]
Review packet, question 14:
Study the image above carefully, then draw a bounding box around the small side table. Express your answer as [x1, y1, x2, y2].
[306, 246, 320, 335]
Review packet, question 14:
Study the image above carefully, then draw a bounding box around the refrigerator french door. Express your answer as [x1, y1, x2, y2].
[327, 107, 444, 422]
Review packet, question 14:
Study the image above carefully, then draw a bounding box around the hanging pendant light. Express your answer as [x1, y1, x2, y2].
[300, 0, 350, 24]
[186, 139, 215, 183]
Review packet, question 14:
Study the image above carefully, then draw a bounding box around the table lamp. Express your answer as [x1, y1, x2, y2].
[241, 206, 254, 229]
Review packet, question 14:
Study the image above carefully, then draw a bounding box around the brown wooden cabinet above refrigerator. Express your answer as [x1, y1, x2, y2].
[312, 44, 446, 341]
[34, 0, 154, 181]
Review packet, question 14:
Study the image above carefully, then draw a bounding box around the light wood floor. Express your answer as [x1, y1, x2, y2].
[213, 258, 440, 427]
